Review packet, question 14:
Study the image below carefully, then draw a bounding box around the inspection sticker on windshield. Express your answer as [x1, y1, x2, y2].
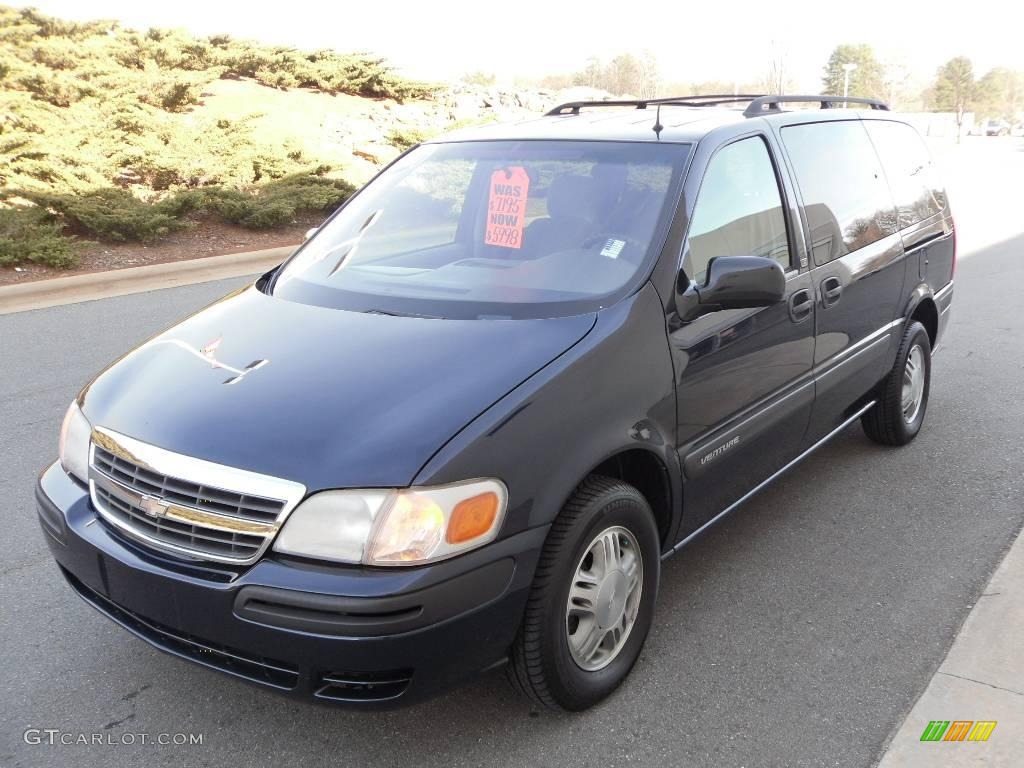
[485, 166, 530, 249]
[601, 238, 626, 259]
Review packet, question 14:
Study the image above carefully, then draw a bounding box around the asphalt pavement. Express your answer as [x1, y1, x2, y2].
[3, 149, 1024, 768]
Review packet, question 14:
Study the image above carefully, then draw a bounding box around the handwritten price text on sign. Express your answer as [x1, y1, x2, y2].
[485, 166, 530, 249]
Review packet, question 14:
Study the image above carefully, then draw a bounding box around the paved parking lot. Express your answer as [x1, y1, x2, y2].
[2, 138, 1022, 767]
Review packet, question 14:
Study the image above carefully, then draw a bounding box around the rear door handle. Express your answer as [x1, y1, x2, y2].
[821, 277, 842, 308]
[789, 288, 813, 322]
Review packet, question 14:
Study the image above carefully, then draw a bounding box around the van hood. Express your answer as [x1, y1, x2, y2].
[80, 286, 596, 491]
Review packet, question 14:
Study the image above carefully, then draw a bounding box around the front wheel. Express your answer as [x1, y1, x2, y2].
[862, 320, 932, 446]
[508, 476, 660, 711]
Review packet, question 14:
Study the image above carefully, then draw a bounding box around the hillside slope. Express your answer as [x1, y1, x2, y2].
[0, 5, 443, 272]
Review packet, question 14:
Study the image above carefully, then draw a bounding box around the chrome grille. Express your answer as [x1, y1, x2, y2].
[95, 485, 267, 560]
[88, 427, 305, 565]
[93, 446, 282, 524]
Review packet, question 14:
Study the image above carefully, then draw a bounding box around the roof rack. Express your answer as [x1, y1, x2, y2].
[545, 93, 890, 118]
[742, 95, 889, 117]
[545, 94, 765, 116]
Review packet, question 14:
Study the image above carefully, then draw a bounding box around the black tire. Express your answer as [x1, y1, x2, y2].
[508, 475, 660, 711]
[862, 320, 932, 446]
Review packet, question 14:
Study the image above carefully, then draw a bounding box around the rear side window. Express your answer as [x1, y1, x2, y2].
[865, 120, 946, 229]
[782, 121, 897, 265]
[684, 136, 791, 285]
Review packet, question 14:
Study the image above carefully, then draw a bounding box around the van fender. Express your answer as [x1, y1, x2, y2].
[412, 283, 683, 553]
[902, 282, 935, 326]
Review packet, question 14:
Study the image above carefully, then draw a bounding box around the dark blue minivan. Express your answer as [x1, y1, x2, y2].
[38, 94, 954, 710]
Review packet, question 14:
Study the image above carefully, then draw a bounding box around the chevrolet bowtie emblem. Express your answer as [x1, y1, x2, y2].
[139, 495, 170, 519]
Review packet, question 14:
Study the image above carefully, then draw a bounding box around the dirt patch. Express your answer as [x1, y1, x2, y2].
[0, 214, 320, 287]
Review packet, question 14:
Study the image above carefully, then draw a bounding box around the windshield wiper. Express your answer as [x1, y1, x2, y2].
[326, 209, 382, 278]
[363, 308, 444, 319]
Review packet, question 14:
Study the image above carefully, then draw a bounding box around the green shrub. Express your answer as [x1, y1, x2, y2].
[16, 70, 92, 106]
[138, 73, 207, 112]
[386, 126, 430, 150]
[2, 173, 355, 271]
[198, 173, 355, 228]
[29, 188, 187, 242]
[1, 6, 437, 106]
[254, 66, 298, 90]
[235, 199, 294, 228]
[29, 41, 77, 70]
[0, 205, 79, 268]
[109, 102, 148, 134]
[0, 6, 425, 269]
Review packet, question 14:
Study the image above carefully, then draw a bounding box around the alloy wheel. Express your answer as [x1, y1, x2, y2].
[565, 526, 644, 671]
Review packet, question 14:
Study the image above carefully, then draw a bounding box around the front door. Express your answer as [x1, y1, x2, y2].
[670, 134, 816, 540]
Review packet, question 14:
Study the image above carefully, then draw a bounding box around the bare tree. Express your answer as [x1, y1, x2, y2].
[573, 57, 604, 89]
[881, 56, 911, 109]
[606, 54, 642, 96]
[762, 40, 793, 94]
[933, 56, 976, 142]
[570, 52, 660, 98]
[637, 50, 659, 100]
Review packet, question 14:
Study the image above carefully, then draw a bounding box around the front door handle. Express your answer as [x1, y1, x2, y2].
[821, 276, 843, 308]
[789, 288, 813, 322]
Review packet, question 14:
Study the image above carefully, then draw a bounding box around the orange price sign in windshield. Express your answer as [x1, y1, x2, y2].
[485, 166, 530, 249]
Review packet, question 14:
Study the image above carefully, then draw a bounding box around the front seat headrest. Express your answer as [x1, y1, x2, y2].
[546, 175, 601, 222]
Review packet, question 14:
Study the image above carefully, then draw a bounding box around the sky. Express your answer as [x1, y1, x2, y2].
[11, 0, 1024, 89]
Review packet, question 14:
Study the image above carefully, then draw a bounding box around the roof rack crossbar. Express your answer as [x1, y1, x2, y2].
[742, 95, 889, 118]
[545, 94, 766, 116]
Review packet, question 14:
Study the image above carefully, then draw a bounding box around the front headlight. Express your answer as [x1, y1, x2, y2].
[58, 401, 92, 483]
[272, 479, 507, 566]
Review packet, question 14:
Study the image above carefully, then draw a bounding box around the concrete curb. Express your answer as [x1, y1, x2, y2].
[0, 244, 297, 315]
[875, 527, 1024, 766]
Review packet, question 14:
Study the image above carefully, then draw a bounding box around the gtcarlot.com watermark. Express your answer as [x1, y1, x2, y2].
[24, 728, 204, 746]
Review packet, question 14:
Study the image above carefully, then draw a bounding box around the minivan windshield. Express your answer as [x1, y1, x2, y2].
[271, 140, 690, 319]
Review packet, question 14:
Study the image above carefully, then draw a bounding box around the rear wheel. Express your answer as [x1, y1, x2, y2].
[508, 476, 659, 711]
[862, 320, 931, 445]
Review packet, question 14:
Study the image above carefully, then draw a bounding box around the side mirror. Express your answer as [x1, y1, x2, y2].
[303, 227, 318, 242]
[677, 256, 786, 322]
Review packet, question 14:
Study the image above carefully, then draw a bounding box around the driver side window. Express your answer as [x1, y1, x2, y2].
[684, 136, 791, 284]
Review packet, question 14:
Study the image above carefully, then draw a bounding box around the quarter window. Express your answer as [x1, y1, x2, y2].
[782, 121, 897, 264]
[865, 120, 946, 229]
[684, 137, 791, 285]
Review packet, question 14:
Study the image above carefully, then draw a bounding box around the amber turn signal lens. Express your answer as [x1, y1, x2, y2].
[446, 492, 500, 544]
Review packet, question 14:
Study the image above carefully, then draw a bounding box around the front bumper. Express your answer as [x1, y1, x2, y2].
[36, 461, 546, 707]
